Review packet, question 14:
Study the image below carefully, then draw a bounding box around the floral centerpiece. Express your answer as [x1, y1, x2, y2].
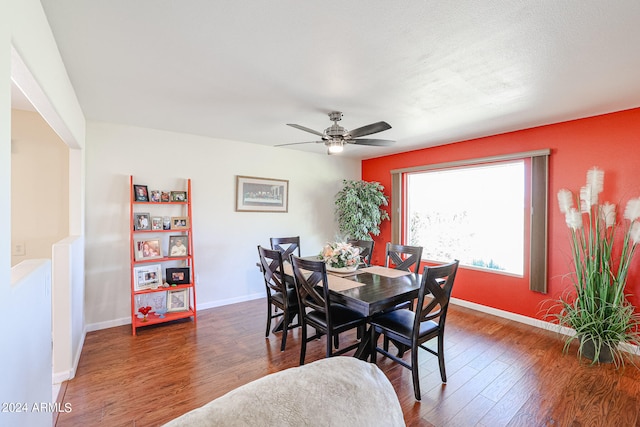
[320, 242, 361, 272]
[552, 166, 640, 366]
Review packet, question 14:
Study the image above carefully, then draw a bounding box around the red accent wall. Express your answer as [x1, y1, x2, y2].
[362, 107, 640, 319]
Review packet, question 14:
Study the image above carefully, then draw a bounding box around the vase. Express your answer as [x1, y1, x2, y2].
[326, 264, 358, 274]
[580, 338, 614, 364]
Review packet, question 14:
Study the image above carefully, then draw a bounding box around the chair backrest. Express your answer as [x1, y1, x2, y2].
[257, 245, 287, 297]
[414, 260, 459, 332]
[270, 236, 301, 259]
[347, 239, 375, 267]
[290, 255, 331, 321]
[385, 243, 423, 274]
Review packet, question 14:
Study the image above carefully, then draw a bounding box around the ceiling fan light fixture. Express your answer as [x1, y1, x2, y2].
[328, 140, 344, 154]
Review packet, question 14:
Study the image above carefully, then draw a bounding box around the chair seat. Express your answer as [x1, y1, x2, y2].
[371, 309, 438, 340]
[271, 288, 298, 307]
[306, 304, 365, 330]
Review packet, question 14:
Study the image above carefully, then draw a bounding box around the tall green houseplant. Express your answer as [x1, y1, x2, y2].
[335, 180, 390, 240]
[553, 167, 640, 366]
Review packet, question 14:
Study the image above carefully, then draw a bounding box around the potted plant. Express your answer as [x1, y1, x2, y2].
[552, 167, 640, 366]
[334, 180, 390, 240]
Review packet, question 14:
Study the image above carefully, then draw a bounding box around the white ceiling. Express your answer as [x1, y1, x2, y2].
[36, 1, 640, 159]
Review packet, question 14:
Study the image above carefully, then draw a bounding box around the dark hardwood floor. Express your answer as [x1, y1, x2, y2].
[55, 299, 640, 427]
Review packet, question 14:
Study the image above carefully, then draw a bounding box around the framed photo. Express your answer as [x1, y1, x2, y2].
[162, 216, 171, 230]
[171, 216, 190, 230]
[149, 190, 161, 203]
[235, 175, 288, 212]
[166, 267, 190, 285]
[161, 191, 171, 202]
[133, 184, 149, 202]
[170, 191, 188, 202]
[134, 212, 152, 230]
[168, 235, 189, 257]
[133, 264, 162, 291]
[134, 239, 163, 261]
[151, 216, 163, 230]
[167, 288, 189, 312]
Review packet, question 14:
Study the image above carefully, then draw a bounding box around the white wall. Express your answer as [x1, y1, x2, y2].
[11, 109, 69, 266]
[85, 121, 361, 329]
[1, 0, 85, 420]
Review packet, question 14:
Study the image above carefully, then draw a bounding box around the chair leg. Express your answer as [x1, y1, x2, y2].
[280, 310, 288, 352]
[383, 336, 389, 352]
[265, 302, 272, 338]
[334, 334, 340, 349]
[327, 332, 333, 358]
[299, 323, 307, 365]
[411, 345, 421, 400]
[370, 328, 379, 364]
[437, 332, 447, 382]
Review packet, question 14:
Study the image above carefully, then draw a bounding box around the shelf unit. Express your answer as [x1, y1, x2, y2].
[129, 176, 197, 335]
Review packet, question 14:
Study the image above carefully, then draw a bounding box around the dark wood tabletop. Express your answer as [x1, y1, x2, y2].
[328, 270, 421, 317]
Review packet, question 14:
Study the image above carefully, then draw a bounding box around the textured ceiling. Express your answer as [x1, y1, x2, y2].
[37, 1, 640, 158]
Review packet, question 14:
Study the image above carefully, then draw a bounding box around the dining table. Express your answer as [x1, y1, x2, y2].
[281, 259, 422, 360]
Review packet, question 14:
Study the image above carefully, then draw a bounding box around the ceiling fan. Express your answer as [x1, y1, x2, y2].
[277, 111, 394, 154]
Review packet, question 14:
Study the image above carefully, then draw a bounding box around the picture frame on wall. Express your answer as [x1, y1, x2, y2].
[134, 239, 163, 261]
[133, 264, 162, 291]
[168, 235, 189, 257]
[170, 191, 188, 202]
[167, 288, 189, 312]
[133, 184, 149, 202]
[166, 267, 190, 285]
[235, 175, 288, 213]
[171, 216, 190, 230]
[134, 212, 152, 231]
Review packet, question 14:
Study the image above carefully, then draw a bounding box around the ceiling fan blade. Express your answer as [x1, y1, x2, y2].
[349, 138, 395, 146]
[347, 121, 391, 138]
[287, 123, 324, 137]
[275, 140, 324, 147]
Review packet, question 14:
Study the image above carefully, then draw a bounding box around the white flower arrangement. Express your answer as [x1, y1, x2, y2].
[319, 242, 361, 269]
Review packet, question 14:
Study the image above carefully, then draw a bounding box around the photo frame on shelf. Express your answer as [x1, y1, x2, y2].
[166, 267, 190, 285]
[170, 191, 188, 202]
[133, 184, 149, 202]
[151, 216, 163, 230]
[150, 190, 161, 203]
[235, 175, 288, 213]
[134, 239, 163, 261]
[133, 264, 162, 291]
[167, 288, 189, 312]
[168, 235, 189, 257]
[161, 191, 171, 202]
[162, 216, 171, 230]
[134, 212, 152, 231]
[171, 216, 190, 230]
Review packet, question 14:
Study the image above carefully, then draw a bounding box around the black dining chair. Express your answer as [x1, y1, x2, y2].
[257, 245, 300, 351]
[370, 260, 459, 400]
[270, 236, 301, 260]
[290, 255, 367, 365]
[385, 243, 423, 274]
[347, 239, 375, 267]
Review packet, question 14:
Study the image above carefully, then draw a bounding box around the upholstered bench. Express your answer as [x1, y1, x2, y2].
[163, 356, 405, 426]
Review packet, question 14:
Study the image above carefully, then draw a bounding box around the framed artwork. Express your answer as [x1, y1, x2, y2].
[166, 267, 190, 285]
[170, 191, 188, 202]
[235, 176, 288, 212]
[162, 216, 171, 230]
[134, 239, 163, 261]
[133, 264, 162, 291]
[150, 190, 161, 202]
[133, 184, 149, 202]
[134, 212, 151, 230]
[160, 191, 171, 202]
[171, 216, 190, 230]
[168, 235, 189, 257]
[151, 216, 163, 230]
[167, 288, 189, 312]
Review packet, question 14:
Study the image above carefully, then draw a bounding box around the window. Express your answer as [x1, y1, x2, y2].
[406, 161, 525, 275]
[390, 149, 549, 292]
